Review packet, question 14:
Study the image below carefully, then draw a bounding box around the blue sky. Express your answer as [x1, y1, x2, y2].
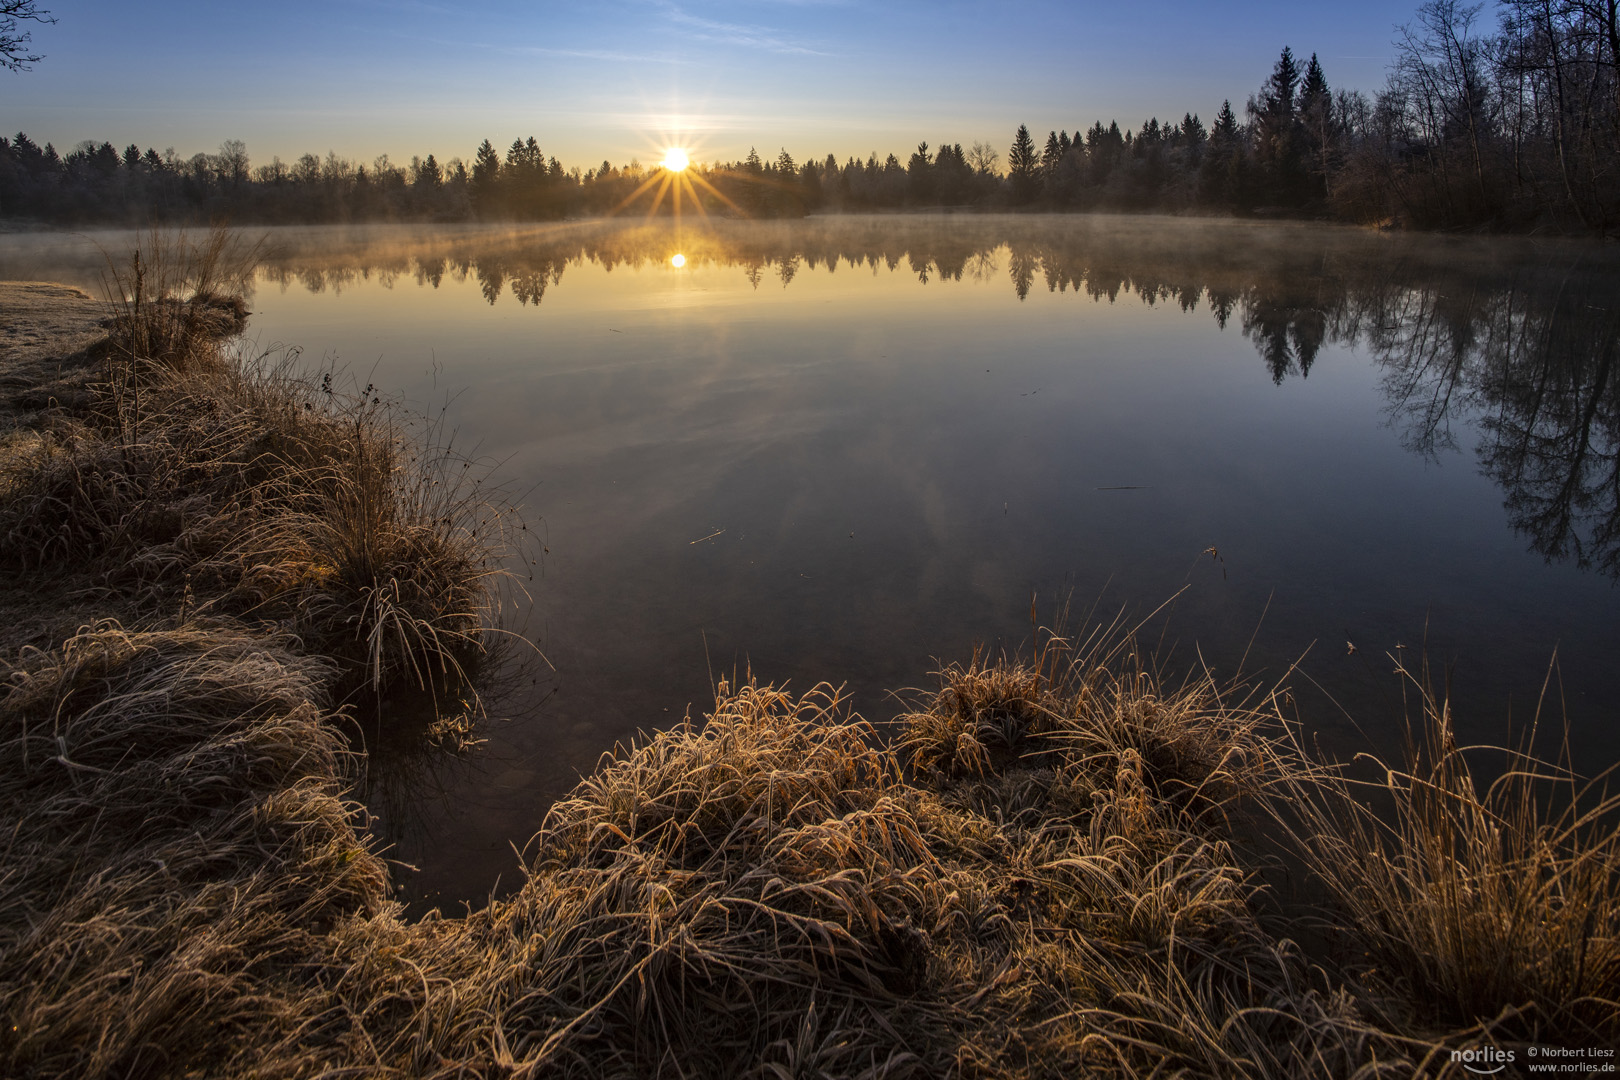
[6, 0, 1424, 171]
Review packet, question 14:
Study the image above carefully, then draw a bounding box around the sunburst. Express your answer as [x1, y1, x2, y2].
[610, 135, 745, 221]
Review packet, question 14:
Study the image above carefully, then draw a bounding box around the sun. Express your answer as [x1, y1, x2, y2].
[606, 133, 743, 221]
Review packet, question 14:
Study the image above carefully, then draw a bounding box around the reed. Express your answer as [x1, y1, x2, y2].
[0, 624, 389, 1078]
[1265, 654, 1620, 1044]
[99, 225, 256, 375]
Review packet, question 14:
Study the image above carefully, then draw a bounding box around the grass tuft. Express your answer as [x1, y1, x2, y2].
[0, 227, 518, 708]
[0, 623, 389, 1079]
[100, 225, 258, 375]
[3, 627, 1613, 1076]
[1267, 654, 1620, 1043]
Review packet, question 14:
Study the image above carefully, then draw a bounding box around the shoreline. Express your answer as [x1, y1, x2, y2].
[1, 273, 1614, 1076]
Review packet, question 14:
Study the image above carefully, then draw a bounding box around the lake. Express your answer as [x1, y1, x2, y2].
[5, 214, 1617, 911]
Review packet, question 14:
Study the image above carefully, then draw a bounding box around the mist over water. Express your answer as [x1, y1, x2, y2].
[8, 215, 1617, 910]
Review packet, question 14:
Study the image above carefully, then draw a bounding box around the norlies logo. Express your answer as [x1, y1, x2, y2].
[1452, 1047, 1517, 1074]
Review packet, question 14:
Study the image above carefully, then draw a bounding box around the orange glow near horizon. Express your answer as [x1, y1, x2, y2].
[661, 148, 690, 172]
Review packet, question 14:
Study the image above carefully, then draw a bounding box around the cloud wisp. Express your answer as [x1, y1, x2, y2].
[653, 2, 829, 56]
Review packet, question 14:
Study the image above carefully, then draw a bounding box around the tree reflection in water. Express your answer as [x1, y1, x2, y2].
[1373, 276, 1619, 579]
[241, 217, 1620, 578]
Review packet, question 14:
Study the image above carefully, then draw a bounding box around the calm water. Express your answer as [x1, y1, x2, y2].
[6, 215, 1618, 910]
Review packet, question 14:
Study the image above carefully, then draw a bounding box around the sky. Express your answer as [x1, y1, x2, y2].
[4, 0, 1427, 172]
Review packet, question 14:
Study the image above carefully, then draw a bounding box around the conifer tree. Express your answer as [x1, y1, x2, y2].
[1179, 113, 1207, 167]
[1301, 52, 1329, 108]
[1008, 124, 1038, 203]
[472, 139, 500, 185]
[1201, 100, 1247, 208]
[416, 153, 442, 189]
[1260, 46, 1301, 123]
[906, 140, 933, 203]
[1042, 130, 1062, 174]
[1250, 46, 1308, 205]
[775, 148, 802, 215]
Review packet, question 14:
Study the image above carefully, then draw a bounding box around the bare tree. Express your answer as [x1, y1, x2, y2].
[1, 0, 54, 72]
[1390, 1, 1497, 218]
[217, 139, 250, 189]
[966, 141, 1001, 176]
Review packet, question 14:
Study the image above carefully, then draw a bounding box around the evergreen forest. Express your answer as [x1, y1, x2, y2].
[3, 0, 1617, 232]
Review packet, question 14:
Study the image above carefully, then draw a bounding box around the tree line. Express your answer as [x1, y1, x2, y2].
[2, 0, 1615, 231]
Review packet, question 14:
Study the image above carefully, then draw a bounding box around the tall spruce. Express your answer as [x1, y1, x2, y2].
[1008, 123, 1039, 203]
[1042, 130, 1063, 175]
[1250, 46, 1309, 205]
[1201, 100, 1247, 208]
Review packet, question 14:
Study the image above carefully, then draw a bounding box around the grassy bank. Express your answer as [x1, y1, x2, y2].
[0, 231, 505, 710]
[0, 249, 1615, 1077]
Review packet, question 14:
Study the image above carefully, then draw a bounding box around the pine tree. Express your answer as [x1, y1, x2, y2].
[1301, 52, 1329, 109]
[1211, 101, 1239, 146]
[1260, 46, 1301, 123]
[800, 157, 824, 209]
[471, 138, 501, 216]
[1179, 113, 1207, 167]
[1250, 46, 1308, 205]
[775, 148, 802, 216]
[472, 140, 499, 179]
[906, 141, 934, 203]
[1201, 100, 1248, 209]
[1008, 124, 1038, 203]
[416, 153, 443, 190]
[1042, 129, 1062, 174]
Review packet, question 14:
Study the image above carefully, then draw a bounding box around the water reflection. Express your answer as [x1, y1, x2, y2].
[236, 217, 1620, 579]
[1374, 277, 1620, 579]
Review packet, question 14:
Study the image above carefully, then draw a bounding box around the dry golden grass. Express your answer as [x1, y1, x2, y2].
[0, 624, 390, 1078]
[1267, 654, 1620, 1045]
[2, 620, 1615, 1077]
[99, 225, 257, 376]
[0, 228, 513, 702]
